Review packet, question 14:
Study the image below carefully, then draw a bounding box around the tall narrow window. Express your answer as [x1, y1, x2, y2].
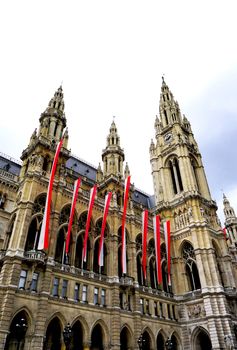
[94, 287, 99, 304]
[140, 298, 144, 314]
[174, 158, 183, 191]
[30, 272, 39, 292]
[52, 277, 59, 297]
[182, 242, 201, 291]
[62, 280, 68, 299]
[74, 283, 80, 301]
[164, 110, 168, 125]
[169, 160, 177, 194]
[18, 270, 27, 289]
[101, 289, 106, 306]
[82, 285, 87, 303]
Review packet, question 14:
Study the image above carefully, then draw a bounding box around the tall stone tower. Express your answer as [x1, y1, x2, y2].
[223, 194, 237, 243]
[150, 78, 237, 349]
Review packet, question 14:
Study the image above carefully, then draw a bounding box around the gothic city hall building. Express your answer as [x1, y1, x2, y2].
[0, 79, 237, 350]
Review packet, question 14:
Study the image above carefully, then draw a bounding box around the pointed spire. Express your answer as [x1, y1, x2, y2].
[159, 78, 182, 127]
[124, 162, 130, 178]
[38, 86, 67, 143]
[102, 120, 125, 177]
[46, 86, 65, 114]
[223, 193, 236, 219]
[96, 162, 103, 182]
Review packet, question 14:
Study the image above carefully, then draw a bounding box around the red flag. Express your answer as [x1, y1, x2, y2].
[38, 138, 64, 250]
[65, 178, 81, 254]
[164, 220, 171, 286]
[98, 192, 112, 267]
[83, 185, 97, 262]
[153, 215, 162, 284]
[121, 175, 131, 274]
[142, 210, 148, 280]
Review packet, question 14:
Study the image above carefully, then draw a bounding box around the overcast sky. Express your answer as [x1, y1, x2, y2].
[0, 0, 237, 224]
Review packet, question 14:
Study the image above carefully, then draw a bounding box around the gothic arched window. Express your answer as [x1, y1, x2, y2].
[190, 158, 200, 192]
[169, 158, 183, 195]
[55, 226, 67, 264]
[182, 242, 201, 291]
[161, 243, 170, 293]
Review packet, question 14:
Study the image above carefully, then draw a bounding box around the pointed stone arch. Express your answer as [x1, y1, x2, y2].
[5, 308, 32, 350]
[191, 326, 212, 350]
[71, 315, 89, 341]
[169, 331, 182, 350]
[156, 329, 166, 350]
[44, 311, 66, 332]
[120, 323, 133, 349]
[141, 326, 155, 349]
[91, 319, 110, 349]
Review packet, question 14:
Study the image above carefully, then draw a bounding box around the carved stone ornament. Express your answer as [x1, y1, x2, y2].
[224, 335, 234, 350]
[188, 304, 206, 319]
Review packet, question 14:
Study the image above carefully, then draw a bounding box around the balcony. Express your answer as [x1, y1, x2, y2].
[119, 276, 134, 286]
[24, 250, 46, 263]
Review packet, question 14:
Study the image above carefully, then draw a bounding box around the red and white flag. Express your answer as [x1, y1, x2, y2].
[38, 137, 64, 250]
[121, 175, 131, 275]
[153, 215, 162, 285]
[65, 178, 81, 254]
[98, 192, 112, 267]
[164, 220, 171, 285]
[83, 185, 97, 262]
[142, 210, 148, 280]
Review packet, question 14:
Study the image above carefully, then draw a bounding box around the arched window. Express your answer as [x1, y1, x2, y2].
[25, 216, 42, 251]
[93, 238, 107, 275]
[71, 321, 83, 350]
[78, 212, 87, 231]
[44, 317, 62, 350]
[182, 242, 201, 291]
[212, 241, 225, 286]
[55, 226, 67, 264]
[25, 194, 47, 251]
[164, 110, 168, 125]
[149, 257, 158, 289]
[4, 214, 16, 250]
[194, 329, 212, 350]
[156, 332, 165, 350]
[169, 158, 183, 195]
[75, 234, 83, 269]
[137, 253, 143, 286]
[120, 327, 132, 350]
[171, 334, 178, 350]
[118, 227, 129, 277]
[161, 243, 169, 293]
[142, 331, 151, 350]
[190, 158, 200, 191]
[136, 234, 144, 285]
[91, 324, 104, 350]
[33, 194, 46, 215]
[42, 156, 50, 172]
[4, 311, 29, 350]
[59, 205, 71, 226]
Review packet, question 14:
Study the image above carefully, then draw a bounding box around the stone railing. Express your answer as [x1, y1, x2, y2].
[0, 169, 18, 182]
[24, 250, 46, 263]
[119, 276, 134, 286]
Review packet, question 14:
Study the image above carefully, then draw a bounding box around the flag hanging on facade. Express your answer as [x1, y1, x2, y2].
[38, 137, 64, 250]
[142, 210, 148, 280]
[98, 191, 112, 267]
[83, 184, 97, 262]
[121, 175, 131, 275]
[153, 215, 162, 285]
[65, 178, 81, 254]
[164, 220, 171, 286]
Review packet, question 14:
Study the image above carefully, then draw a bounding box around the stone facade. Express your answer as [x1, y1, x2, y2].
[0, 80, 237, 350]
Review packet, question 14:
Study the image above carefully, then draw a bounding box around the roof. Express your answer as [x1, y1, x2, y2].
[0, 152, 155, 208]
